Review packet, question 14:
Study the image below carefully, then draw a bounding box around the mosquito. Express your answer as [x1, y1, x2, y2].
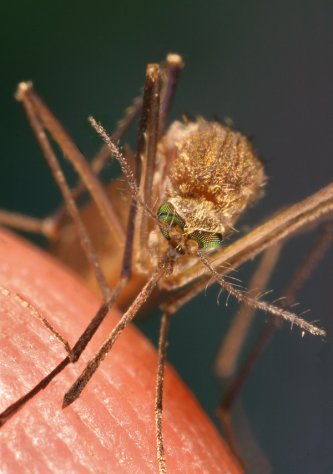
[0, 54, 332, 473]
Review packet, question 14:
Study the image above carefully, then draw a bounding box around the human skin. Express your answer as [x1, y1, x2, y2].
[0, 229, 241, 473]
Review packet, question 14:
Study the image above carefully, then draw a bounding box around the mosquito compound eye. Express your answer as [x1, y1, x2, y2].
[189, 230, 223, 249]
[157, 202, 185, 240]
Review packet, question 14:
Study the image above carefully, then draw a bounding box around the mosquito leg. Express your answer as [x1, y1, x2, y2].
[15, 82, 124, 244]
[120, 63, 161, 278]
[154, 281, 223, 474]
[155, 295, 194, 473]
[72, 52, 182, 188]
[52, 94, 144, 231]
[281, 222, 333, 305]
[61, 125, 147, 354]
[88, 52, 182, 180]
[0, 102, 119, 361]
[90, 62, 164, 279]
[141, 64, 161, 208]
[0, 286, 71, 355]
[136, 64, 162, 268]
[52, 99, 141, 237]
[89, 64, 160, 268]
[155, 311, 170, 474]
[159, 53, 184, 135]
[16, 84, 112, 301]
[0, 357, 69, 427]
[90, 65, 161, 266]
[46, 52, 183, 230]
[0, 210, 56, 239]
[215, 244, 282, 378]
[12, 68, 162, 343]
[0, 276, 126, 427]
[217, 222, 333, 460]
[62, 255, 172, 408]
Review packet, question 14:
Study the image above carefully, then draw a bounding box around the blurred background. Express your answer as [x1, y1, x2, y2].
[1, 1, 332, 472]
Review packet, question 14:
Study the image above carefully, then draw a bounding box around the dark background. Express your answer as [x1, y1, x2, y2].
[1, 1, 332, 473]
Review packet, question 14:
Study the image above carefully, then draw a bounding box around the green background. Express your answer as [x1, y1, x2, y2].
[1, 1, 332, 472]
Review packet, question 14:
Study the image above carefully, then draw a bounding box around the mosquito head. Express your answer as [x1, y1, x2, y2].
[157, 202, 222, 255]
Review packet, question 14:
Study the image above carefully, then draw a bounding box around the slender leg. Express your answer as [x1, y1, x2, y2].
[0, 210, 56, 239]
[153, 273, 232, 474]
[159, 53, 184, 135]
[155, 281, 211, 474]
[53, 53, 183, 229]
[88, 63, 165, 276]
[18, 87, 111, 300]
[52, 94, 144, 229]
[16, 83, 124, 244]
[0, 274, 126, 427]
[155, 311, 170, 474]
[62, 254, 172, 408]
[217, 222, 333, 461]
[90, 53, 183, 176]
[0, 285, 71, 355]
[136, 64, 161, 268]
[121, 63, 161, 278]
[85, 57, 175, 285]
[91, 59, 181, 274]
[81, 53, 182, 182]
[141, 64, 161, 211]
[88, 80, 163, 269]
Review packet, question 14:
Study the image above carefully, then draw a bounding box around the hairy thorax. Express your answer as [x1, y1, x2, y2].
[161, 120, 266, 236]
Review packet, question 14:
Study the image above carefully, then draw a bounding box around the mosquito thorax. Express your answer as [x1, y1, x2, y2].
[157, 202, 222, 254]
[161, 119, 266, 237]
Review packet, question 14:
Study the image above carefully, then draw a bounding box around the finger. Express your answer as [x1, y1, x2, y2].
[0, 229, 241, 473]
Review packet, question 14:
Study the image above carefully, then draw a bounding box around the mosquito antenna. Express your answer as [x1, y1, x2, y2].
[197, 251, 326, 337]
[89, 117, 158, 224]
